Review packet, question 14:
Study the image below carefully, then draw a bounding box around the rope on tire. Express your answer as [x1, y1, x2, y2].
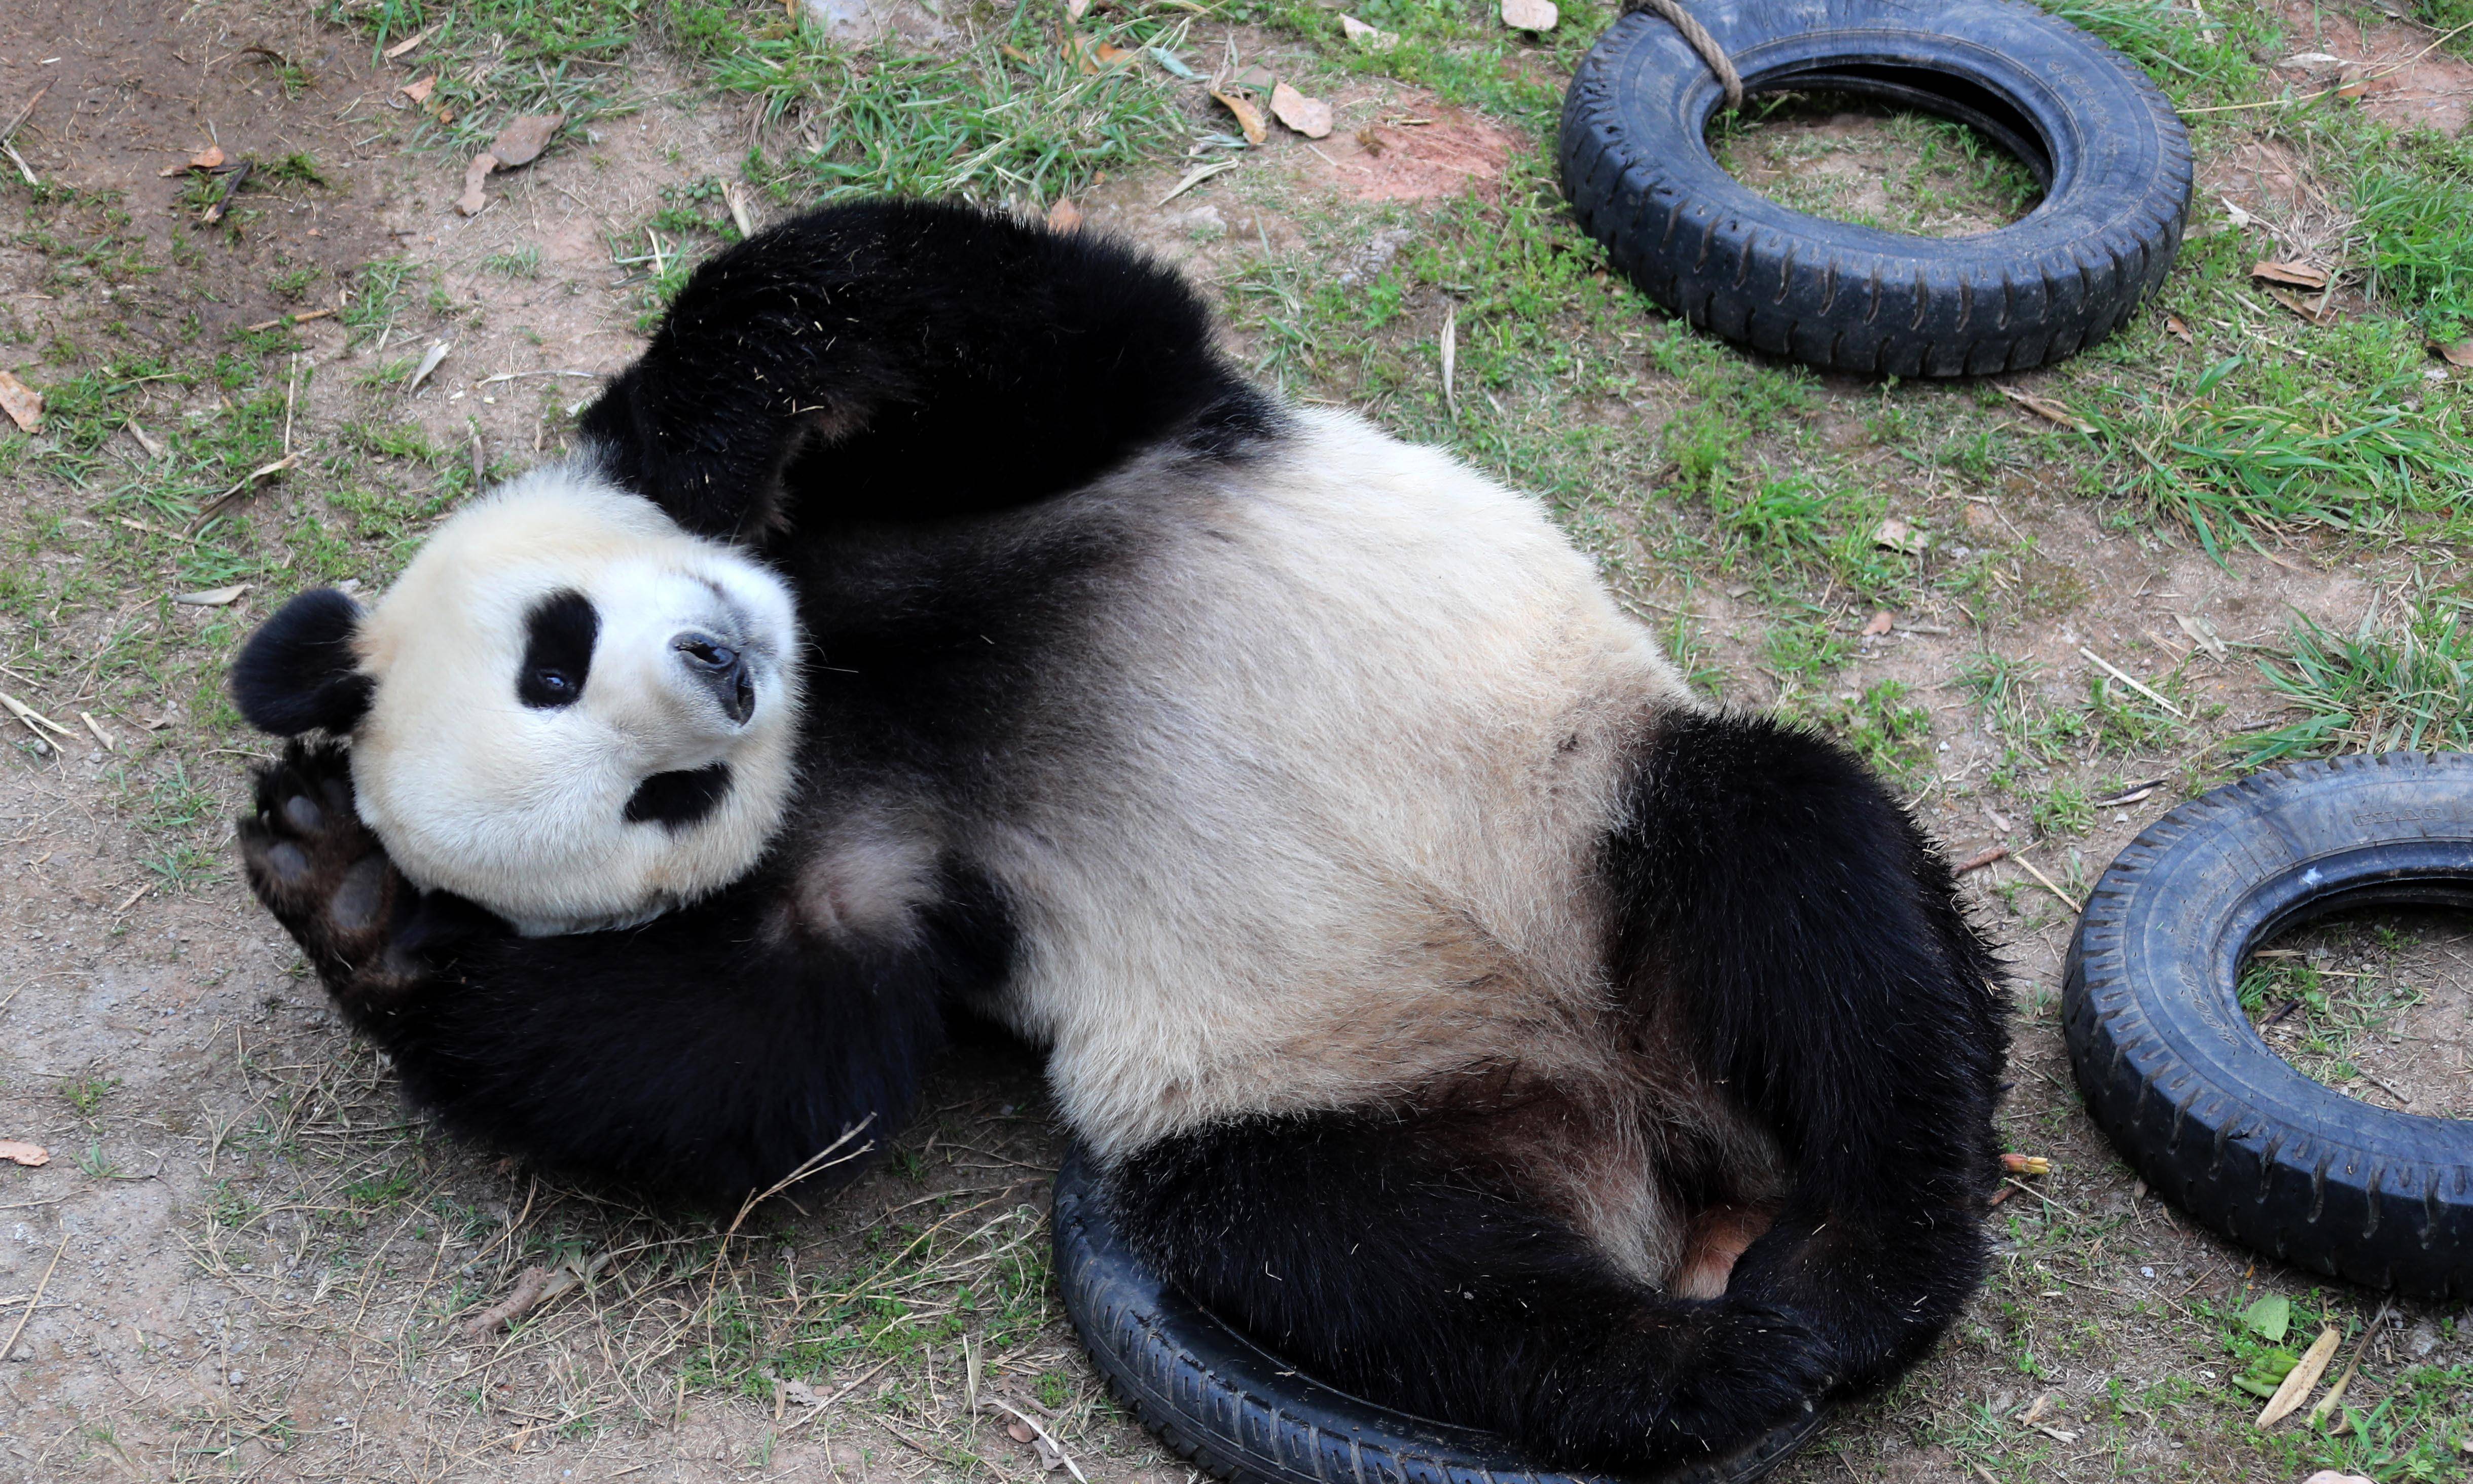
[1623, 0, 1743, 112]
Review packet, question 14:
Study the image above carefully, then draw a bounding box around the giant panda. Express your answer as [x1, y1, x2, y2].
[230, 199, 2008, 1475]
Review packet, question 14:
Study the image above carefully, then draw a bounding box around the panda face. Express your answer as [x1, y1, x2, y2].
[328, 467, 800, 933]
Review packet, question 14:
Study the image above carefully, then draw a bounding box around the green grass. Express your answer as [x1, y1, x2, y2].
[2238, 600, 2473, 764]
[2355, 133, 2473, 343]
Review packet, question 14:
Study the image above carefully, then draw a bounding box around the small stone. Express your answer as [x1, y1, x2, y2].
[1500, 0, 1557, 29]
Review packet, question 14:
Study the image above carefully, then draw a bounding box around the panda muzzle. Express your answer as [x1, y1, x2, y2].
[673, 632, 756, 725]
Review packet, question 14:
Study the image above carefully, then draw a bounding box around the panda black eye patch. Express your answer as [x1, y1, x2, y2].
[518, 590, 599, 709]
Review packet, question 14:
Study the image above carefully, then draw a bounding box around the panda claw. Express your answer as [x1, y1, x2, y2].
[238, 739, 428, 1007]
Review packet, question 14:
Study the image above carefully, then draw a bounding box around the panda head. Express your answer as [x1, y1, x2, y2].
[232, 465, 803, 934]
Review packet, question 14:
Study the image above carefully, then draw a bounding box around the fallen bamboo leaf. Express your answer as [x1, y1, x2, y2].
[2079, 645, 2184, 716]
[0, 369, 41, 432]
[406, 341, 452, 396]
[125, 421, 165, 458]
[1149, 47, 1200, 79]
[0, 690, 74, 741]
[2219, 195, 2260, 229]
[0, 1141, 48, 1167]
[982, 1399, 1089, 1483]
[2258, 1326, 2342, 1427]
[382, 25, 431, 58]
[2090, 782, 2158, 807]
[1501, 0, 1557, 28]
[1996, 383, 2094, 433]
[1269, 82, 1334, 138]
[2439, 339, 2473, 368]
[488, 113, 564, 168]
[242, 308, 337, 333]
[2310, 1301, 2393, 1430]
[1047, 197, 1083, 233]
[721, 178, 754, 237]
[2011, 854, 2082, 914]
[79, 712, 114, 752]
[1157, 159, 1236, 204]
[200, 160, 250, 224]
[2175, 611, 2228, 658]
[1440, 303, 1457, 416]
[398, 75, 435, 105]
[174, 584, 250, 607]
[2165, 314, 2195, 345]
[2252, 259, 2331, 289]
[2264, 284, 2336, 324]
[1210, 86, 1267, 144]
[1862, 609, 1893, 637]
[1339, 13, 1400, 48]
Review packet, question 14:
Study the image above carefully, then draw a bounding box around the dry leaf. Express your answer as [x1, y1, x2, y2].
[1872, 517, 1924, 554]
[1046, 197, 1083, 233]
[721, 178, 754, 237]
[1067, 0, 1091, 16]
[0, 1140, 48, 1167]
[1002, 43, 1033, 63]
[2165, 314, 2194, 345]
[1269, 82, 1334, 138]
[2218, 195, 2260, 229]
[2252, 259, 2331, 289]
[2175, 611, 2228, 659]
[1006, 1420, 1037, 1444]
[487, 113, 564, 168]
[455, 152, 498, 215]
[2439, 339, 2473, 368]
[398, 74, 435, 105]
[1210, 87, 1267, 145]
[406, 341, 453, 396]
[382, 25, 431, 58]
[1861, 610, 1893, 637]
[0, 369, 41, 433]
[1158, 159, 1236, 203]
[2264, 284, 2336, 324]
[174, 584, 249, 607]
[2258, 1327, 2342, 1427]
[1092, 41, 1136, 64]
[1500, 0, 1557, 28]
[1995, 384, 2094, 434]
[1339, 14, 1400, 48]
[159, 143, 226, 176]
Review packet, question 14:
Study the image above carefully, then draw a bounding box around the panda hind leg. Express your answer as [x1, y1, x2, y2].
[237, 739, 495, 1015]
[1104, 1109, 1835, 1473]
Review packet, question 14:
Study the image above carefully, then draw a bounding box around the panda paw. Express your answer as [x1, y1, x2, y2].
[238, 740, 429, 1010]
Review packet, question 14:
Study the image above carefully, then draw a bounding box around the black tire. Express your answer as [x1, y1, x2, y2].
[2064, 754, 2473, 1299]
[1052, 1147, 1824, 1484]
[1559, 0, 2193, 376]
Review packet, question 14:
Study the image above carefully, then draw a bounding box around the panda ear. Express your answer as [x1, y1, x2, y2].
[231, 588, 375, 736]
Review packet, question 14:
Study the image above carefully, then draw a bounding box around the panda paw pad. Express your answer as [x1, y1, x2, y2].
[238, 741, 423, 1006]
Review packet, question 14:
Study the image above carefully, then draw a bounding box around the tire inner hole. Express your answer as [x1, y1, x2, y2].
[2239, 903, 2473, 1119]
[1707, 79, 2048, 238]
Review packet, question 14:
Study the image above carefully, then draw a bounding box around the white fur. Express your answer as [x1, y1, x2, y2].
[349, 467, 803, 935]
[974, 411, 1697, 1144]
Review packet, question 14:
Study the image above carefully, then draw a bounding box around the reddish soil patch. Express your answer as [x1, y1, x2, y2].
[2270, 0, 2473, 133]
[1308, 106, 1517, 202]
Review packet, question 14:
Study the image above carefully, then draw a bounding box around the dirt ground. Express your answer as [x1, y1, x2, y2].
[0, 0, 2469, 1481]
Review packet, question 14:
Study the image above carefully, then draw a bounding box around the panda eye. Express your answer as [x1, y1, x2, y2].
[518, 591, 597, 710]
[533, 669, 572, 696]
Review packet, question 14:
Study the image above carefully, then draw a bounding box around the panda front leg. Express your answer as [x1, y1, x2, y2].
[1104, 1109, 1838, 1472]
[237, 740, 997, 1204]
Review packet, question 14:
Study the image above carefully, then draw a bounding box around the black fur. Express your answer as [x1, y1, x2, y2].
[624, 762, 733, 831]
[230, 587, 373, 736]
[239, 741, 1005, 1203]
[1609, 711, 2008, 1386]
[1108, 711, 2004, 1471]
[577, 198, 1282, 542]
[517, 589, 598, 709]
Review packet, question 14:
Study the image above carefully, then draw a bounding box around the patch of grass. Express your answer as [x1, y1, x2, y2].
[60, 1071, 120, 1118]
[2354, 133, 2473, 343]
[1710, 98, 2041, 236]
[2238, 600, 2473, 764]
[478, 246, 541, 278]
[705, 9, 1189, 206]
[341, 257, 415, 347]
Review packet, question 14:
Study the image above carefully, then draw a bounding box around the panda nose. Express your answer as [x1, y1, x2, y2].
[673, 632, 755, 725]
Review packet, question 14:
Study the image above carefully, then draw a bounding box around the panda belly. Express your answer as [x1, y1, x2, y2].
[966, 410, 1728, 1271]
